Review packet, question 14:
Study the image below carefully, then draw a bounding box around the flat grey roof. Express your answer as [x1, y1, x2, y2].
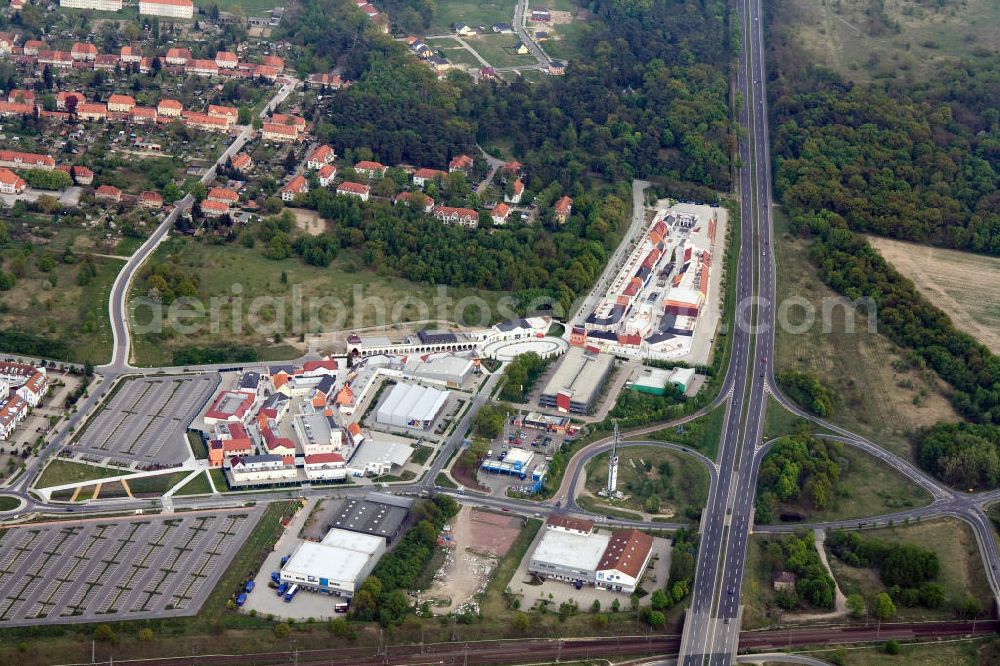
[541, 347, 614, 403]
[324, 494, 411, 541]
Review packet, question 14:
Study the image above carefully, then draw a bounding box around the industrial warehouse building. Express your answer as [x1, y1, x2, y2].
[280, 528, 386, 597]
[539, 347, 614, 414]
[323, 492, 413, 543]
[627, 366, 696, 395]
[528, 516, 654, 593]
[376, 382, 450, 429]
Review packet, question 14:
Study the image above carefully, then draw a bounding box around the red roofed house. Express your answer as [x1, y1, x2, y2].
[164, 47, 191, 66]
[0, 101, 32, 117]
[0, 168, 26, 195]
[554, 195, 573, 224]
[71, 42, 98, 61]
[157, 98, 183, 117]
[76, 102, 107, 121]
[107, 94, 136, 113]
[184, 111, 229, 132]
[23, 40, 44, 57]
[280, 175, 309, 202]
[412, 167, 446, 187]
[95, 54, 120, 70]
[271, 113, 305, 132]
[502, 160, 523, 175]
[207, 104, 238, 124]
[230, 152, 252, 172]
[491, 202, 512, 225]
[354, 160, 387, 179]
[449, 154, 473, 173]
[595, 529, 654, 593]
[261, 54, 284, 71]
[215, 51, 238, 68]
[504, 178, 524, 204]
[336, 181, 370, 202]
[38, 50, 73, 68]
[0, 150, 55, 171]
[95, 184, 122, 202]
[261, 122, 299, 143]
[394, 191, 434, 213]
[130, 106, 157, 124]
[120, 45, 142, 63]
[200, 199, 230, 217]
[71, 165, 94, 185]
[306, 145, 335, 169]
[56, 92, 85, 111]
[186, 59, 219, 77]
[260, 421, 296, 457]
[303, 452, 347, 481]
[137, 191, 163, 209]
[432, 205, 478, 228]
[254, 64, 280, 81]
[7, 89, 33, 105]
[317, 164, 337, 187]
[346, 422, 365, 446]
[208, 187, 239, 205]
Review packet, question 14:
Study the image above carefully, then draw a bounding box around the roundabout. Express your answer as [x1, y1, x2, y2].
[482, 336, 568, 362]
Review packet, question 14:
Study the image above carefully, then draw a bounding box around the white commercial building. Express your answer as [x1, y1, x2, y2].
[348, 440, 413, 477]
[139, 0, 193, 18]
[375, 382, 449, 430]
[60, 0, 122, 10]
[280, 528, 386, 597]
[293, 411, 342, 456]
[529, 524, 610, 585]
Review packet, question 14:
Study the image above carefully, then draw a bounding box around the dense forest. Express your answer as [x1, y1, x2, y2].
[766, 6, 1000, 483]
[776, 371, 837, 418]
[755, 434, 843, 523]
[916, 422, 1000, 491]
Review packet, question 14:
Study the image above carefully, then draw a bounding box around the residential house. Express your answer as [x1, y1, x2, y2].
[261, 122, 299, 142]
[207, 104, 238, 124]
[0, 168, 26, 195]
[95, 54, 119, 70]
[491, 23, 513, 33]
[0, 150, 54, 170]
[432, 205, 478, 228]
[504, 178, 524, 204]
[215, 51, 238, 68]
[270, 113, 305, 133]
[230, 152, 252, 172]
[120, 45, 142, 63]
[184, 111, 230, 132]
[449, 154, 473, 173]
[200, 199, 229, 217]
[306, 145, 335, 169]
[23, 40, 45, 57]
[56, 91, 85, 111]
[95, 184, 122, 202]
[186, 59, 219, 77]
[554, 195, 572, 223]
[452, 23, 476, 36]
[38, 50, 73, 69]
[393, 191, 433, 213]
[354, 160, 387, 178]
[317, 164, 337, 187]
[71, 165, 94, 185]
[491, 202, 512, 225]
[7, 89, 33, 105]
[0, 102, 31, 117]
[208, 187, 239, 205]
[60, 0, 122, 9]
[164, 47, 192, 66]
[307, 72, 346, 89]
[137, 191, 163, 209]
[280, 174, 308, 201]
[107, 94, 136, 112]
[70, 42, 98, 61]
[513, 40, 530, 55]
[157, 98, 183, 117]
[530, 7, 551, 21]
[129, 106, 157, 124]
[412, 167, 445, 188]
[336, 181, 370, 201]
[76, 102, 107, 121]
[254, 64, 280, 81]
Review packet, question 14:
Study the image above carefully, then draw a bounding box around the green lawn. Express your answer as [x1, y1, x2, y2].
[130, 237, 507, 366]
[209, 467, 230, 492]
[644, 402, 726, 461]
[583, 445, 709, 521]
[411, 445, 434, 465]
[435, 472, 458, 489]
[430, 0, 518, 32]
[174, 471, 214, 496]
[127, 471, 191, 496]
[464, 34, 538, 68]
[187, 431, 209, 460]
[763, 395, 811, 440]
[202, 0, 282, 14]
[432, 43, 485, 68]
[0, 495, 22, 511]
[35, 460, 124, 489]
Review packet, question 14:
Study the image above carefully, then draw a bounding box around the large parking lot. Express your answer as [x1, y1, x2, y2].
[71, 374, 219, 467]
[0, 508, 263, 626]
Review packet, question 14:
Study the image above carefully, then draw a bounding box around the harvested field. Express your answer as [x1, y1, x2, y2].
[869, 236, 1000, 354]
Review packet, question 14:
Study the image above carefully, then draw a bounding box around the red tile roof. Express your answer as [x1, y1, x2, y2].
[596, 529, 653, 578]
[546, 514, 595, 532]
